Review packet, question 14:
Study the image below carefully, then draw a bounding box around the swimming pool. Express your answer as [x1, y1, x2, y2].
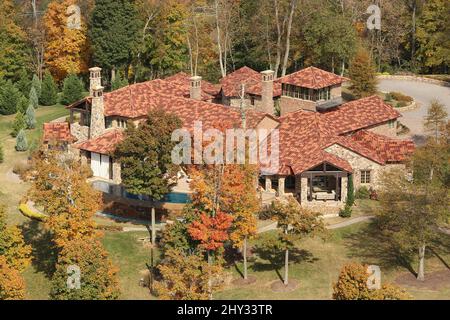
[92, 180, 191, 204]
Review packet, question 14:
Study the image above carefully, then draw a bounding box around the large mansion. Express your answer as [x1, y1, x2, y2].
[43, 66, 414, 212]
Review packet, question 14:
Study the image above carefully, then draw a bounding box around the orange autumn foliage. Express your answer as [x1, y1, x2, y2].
[0, 256, 25, 300]
[188, 211, 233, 251]
[43, 0, 91, 81]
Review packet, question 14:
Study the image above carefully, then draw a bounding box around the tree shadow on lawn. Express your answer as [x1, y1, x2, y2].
[342, 220, 417, 276]
[20, 220, 57, 278]
[251, 245, 318, 283]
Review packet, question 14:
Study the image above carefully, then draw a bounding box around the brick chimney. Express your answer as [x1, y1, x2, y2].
[261, 70, 274, 114]
[89, 69, 105, 139]
[190, 76, 202, 100]
[89, 67, 102, 97]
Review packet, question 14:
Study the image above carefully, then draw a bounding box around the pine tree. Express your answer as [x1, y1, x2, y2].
[25, 105, 36, 129]
[348, 48, 378, 99]
[29, 87, 39, 109]
[31, 74, 41, 98]
[15, 129, 28, 152]
[11, 112, 26, 137]
[0, 80, 21, 115]
[39, 71, 58, 106]
[61, 74, 84, 105]
[16, 96, 29, 114]
[111, 74, 129, 91]
[16, 69, 31, 96]
[89, 0, 141, 81]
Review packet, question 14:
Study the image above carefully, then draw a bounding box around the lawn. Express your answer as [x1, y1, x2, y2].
[19, 219, 450, 300]
[0, 104, 69, 224]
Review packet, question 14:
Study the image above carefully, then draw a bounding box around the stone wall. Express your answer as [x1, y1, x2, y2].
[70, 123, 89, 142]
[330, 85, 342, 99]
[279, 96, 316, 115]
[325, 144, 383, 190]
[366, 120, 398, 138]
[377, 75, 450, 87]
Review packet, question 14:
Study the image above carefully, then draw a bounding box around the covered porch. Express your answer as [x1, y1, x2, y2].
[260, 162, 349, 207]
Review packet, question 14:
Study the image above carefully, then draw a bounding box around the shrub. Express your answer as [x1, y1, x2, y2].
[384, 92, 392, 102]
[369, 188, 378, 201]
[355, 186, 370, 199]
[0, 80, 22, 115]
[16, 96, 29, 113]
[29, 86, 39, 109]
[31, 74, 41, 98]
[347, 174, 355, 207]
[25, 105, 36, 129]
[18, 203, 47, 222]
[11, 112, 26, 137]
[396, 101, 408, 108]
[12, 162, 31, 178]
[339, 203, 352, 218]
[39, 71, 58, 106]
[15, 129, 28, 152]
[0, 144, 3, 163]
[390, 91, 413, 102]
[61, 74, 84, 105]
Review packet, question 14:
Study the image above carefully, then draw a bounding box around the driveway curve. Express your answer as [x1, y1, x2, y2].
[378, 79, 450, 139]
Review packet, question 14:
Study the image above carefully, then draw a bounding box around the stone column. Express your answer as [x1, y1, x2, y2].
[112, 160, 122, 184]
[300, 174, 309, 203]
[278, 177, 285, 196]
[190, 76, 202, 100]
[261, 70, 275, 114]
[90, 85, 105, 139]
[265, 176, 272, 192]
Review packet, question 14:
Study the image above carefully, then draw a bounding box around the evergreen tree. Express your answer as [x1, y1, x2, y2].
[89, 0, 141, 81]
[11, 112, 25, 137]
[25, 105, 36, 129]
[111, 74, 129, 91]
[31, 74, 41, 98]
[16, 69, 31, 96]
[348, 48, 378, 99]
[61, 74, 84, 105]
[29, 87, 39, 109]
[39, 71, 58, 106]
[15, 129, 28, 152]
[16, 96, 29, 114]
[0, 80, 21, 115]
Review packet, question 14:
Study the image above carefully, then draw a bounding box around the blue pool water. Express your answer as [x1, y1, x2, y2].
[92, 181, 191, 204]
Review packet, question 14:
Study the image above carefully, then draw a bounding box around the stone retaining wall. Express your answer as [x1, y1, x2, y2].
[377, 75, 450, 87]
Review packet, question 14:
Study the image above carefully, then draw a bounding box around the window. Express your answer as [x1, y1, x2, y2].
[105, 117, 113, 129]
[388, 120, 396, 128]
[360, 170, 371, 184]
[117, 118, 127, 128]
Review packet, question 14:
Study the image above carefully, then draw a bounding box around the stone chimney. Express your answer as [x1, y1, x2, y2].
[189, 76, 202, 100]
[89, 67, 102, 97]
[261, 70, 274, 114]
[90, 83, 105, 139]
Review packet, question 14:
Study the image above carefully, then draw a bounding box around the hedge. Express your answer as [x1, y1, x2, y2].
[19, 203, 47, 221]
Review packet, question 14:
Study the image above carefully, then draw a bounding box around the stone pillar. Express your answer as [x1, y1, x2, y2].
[265, 176, 272, 192]
[90, 85, 105, 139]
[300, 174, 309, 203]
[261, 70, 274, 114]
[341, 174, 348, 202]
[278, 177, 285, 196]
[190, 76, 202, 100]
[89, 67, 102, 97]
[112, 160, 122, 184]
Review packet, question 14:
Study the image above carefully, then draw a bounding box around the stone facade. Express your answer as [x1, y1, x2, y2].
[70, 122, 89, 142]
[190, 76, 202, 100]
[330, 84, 342, 99]
[112, 160, 122, 184]
[366, 120, 398, 138]
[279, 95, 316, 115]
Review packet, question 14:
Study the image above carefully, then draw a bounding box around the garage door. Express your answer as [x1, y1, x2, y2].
[91, 152, 110, 180]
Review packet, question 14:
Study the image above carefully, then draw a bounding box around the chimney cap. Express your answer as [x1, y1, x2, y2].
[261, 70, 274, 75]
[89, 67, 102, 72]
[190, 75, 202, 81]
[92, 85, 104, 91]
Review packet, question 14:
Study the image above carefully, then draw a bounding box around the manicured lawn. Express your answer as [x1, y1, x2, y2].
[0, 105, 69, 224]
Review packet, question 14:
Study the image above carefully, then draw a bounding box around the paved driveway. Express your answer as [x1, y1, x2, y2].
[378, 79, 450, 140]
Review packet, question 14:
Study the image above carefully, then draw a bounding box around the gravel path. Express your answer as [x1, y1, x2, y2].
[378, 79, 450, 141]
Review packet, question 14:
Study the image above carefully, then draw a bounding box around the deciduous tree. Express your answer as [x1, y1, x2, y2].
[0, 256, 26, 300]
[348, 47, 378, 99]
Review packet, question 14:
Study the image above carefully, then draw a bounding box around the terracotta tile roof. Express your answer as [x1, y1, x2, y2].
[277, 110, 353, 174]
[164, 72, 220, 98]
[322, 95, 401, 134]
[43, 122, 74, 143]
[276, 66, 349, 89]
[350, 130, 415, 163]
[246, 81, 282, 97]
[73, 129, 124, 154]
[220, 66, 261, 97]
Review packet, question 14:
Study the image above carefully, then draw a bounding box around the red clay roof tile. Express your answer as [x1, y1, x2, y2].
[43, 122, 74, 143]
[276, 66, 349, 89]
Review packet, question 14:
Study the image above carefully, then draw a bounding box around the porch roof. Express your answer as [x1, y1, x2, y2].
[73, 129, 124, 155]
